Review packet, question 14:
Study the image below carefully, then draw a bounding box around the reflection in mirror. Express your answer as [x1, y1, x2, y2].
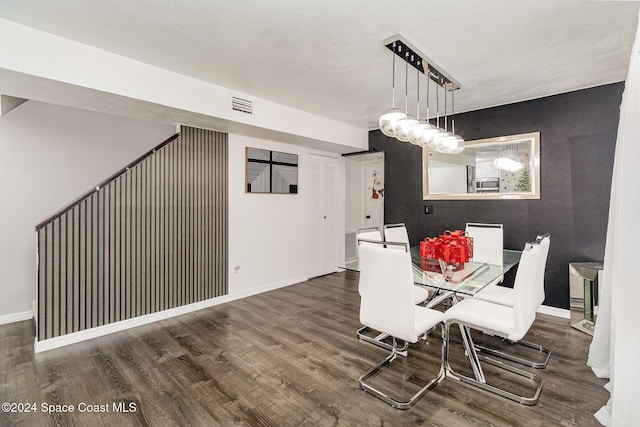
[423, 132, 540, 200]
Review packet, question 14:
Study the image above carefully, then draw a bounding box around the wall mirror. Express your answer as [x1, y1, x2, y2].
[423, 132, 540, 200]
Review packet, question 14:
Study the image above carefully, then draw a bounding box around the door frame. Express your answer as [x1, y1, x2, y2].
[343, 151, 385, 262]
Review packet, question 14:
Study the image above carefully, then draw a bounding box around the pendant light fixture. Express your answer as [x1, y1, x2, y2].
[416, 70, 439, 149]
[379, 42, 406, 137]
[429, 79, 451, 151]
[378, 35, 464, 155]
[447, 89, 465, 154]
[393, 52, 418, 142]
[435, 85, 465, 154]
[409, 62, 435, 146]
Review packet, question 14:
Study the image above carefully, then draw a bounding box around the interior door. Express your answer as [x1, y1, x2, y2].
[308, 154, 338, 278]
[344, 153, 385, 262]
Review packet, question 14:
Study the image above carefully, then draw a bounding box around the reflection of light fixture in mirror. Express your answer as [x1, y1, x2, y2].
[379, 42, 406, 137]
[494, 144, 523, 172]
[494, 157, 523, 172]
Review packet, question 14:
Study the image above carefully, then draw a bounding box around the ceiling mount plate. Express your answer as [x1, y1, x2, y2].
[384, 34, 460, 91]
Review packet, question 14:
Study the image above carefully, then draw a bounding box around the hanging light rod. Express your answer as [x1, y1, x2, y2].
[383, 34, 460, 91]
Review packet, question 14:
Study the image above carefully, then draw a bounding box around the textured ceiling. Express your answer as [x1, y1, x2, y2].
[0, 0, 638, 129]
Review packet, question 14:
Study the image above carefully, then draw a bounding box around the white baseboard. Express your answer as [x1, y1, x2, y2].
[34, 275, 307, 353]
[0, 311, 34, 326]
[228, 275, 308, 301]
[537, 304, 570, 319]
[30, 276, 571, 352]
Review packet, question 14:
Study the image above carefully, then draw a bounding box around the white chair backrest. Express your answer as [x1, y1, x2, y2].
[466, 223, 504, 265]
[356, 228, 382, 247]
[357, 240, 416, 343]
[511, 241, 544, 341]
[383, 223, 409, 248]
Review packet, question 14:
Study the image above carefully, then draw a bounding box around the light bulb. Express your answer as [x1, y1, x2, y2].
[448, 135, 465, 154]
[394, 115, 418, 142]
[379, 108, 406, 137]
[408, 122, 431, 145]
[431, 128, 450, 152]
[419, 126, 440, 150]
[437, 132, 459, 154]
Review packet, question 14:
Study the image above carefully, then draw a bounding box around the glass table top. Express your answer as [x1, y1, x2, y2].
[341, 247, 522, 296]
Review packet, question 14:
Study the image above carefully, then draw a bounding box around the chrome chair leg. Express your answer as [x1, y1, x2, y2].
[359, 326, 445, 410]
[474, 338, 552, 369]
[356, 326, 409, 356]
[444, 320, 544, 406]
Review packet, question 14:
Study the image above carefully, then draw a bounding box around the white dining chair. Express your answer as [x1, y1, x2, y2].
[356, 239, 430, 308]
[465, 222, 504, 265]
[355, 229, 429, 353]
[357, 239, 445, 409]
[383, 223, 409, 249]
[475, 233, 550, 307]
[356, 227, 428, 305]
[466, 222, 504, 289]
[472, 233, 551, 368]
[356, 227, 383, 244]
[443, 239, 545, 405]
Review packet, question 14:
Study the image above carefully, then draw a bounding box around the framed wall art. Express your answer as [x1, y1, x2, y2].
[246, 147, 298, 194]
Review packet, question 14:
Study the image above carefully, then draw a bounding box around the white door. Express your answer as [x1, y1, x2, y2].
[308, 154, 338, 278]
[363, 160, 384, 232]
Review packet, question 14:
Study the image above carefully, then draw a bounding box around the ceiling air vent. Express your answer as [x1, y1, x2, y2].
[232, 96, 253, 114]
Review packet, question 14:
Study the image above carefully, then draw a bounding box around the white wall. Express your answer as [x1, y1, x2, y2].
[476, 158, 500, 179]
[429, 163, 468, 194]
[228, 134, 344, 296]
[0, 101, 175, 320]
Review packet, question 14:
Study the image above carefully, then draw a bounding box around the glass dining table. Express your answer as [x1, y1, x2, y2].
[342, 246, 522, 358]
[343, 247, 521, 297]
[410, 247, 521, 307]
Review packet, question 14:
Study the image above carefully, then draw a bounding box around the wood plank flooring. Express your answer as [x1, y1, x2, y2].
[0, 271, 608, 426]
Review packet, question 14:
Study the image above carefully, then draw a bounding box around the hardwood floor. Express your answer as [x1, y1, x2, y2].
[1, 271, 608, 426]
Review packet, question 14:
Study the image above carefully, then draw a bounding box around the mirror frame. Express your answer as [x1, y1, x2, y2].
[422, 132, 540, 200]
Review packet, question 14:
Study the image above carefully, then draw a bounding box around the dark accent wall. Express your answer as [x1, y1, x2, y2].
[370, 83, 623, 309]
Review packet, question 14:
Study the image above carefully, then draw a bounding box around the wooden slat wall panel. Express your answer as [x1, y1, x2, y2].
[36, 126, 228, 341]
